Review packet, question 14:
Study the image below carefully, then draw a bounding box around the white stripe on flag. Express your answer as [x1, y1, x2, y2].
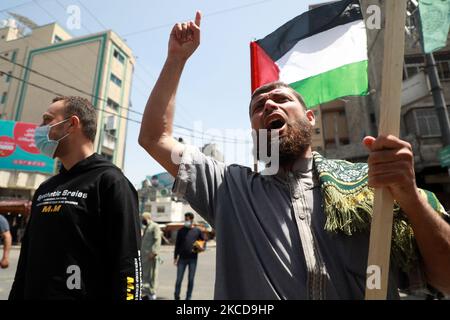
[276, 20, 368, 84]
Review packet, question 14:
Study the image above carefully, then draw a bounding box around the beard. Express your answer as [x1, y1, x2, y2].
[256, 117, 313, 166]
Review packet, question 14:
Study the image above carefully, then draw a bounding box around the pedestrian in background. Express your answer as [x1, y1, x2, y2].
[0, 215, 11, 269]
[173, 212, 205, 300]
[141, 212, 162, 300]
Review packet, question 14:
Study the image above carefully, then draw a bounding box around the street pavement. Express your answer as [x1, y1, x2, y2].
[0, 246, 19, 300]
[1, 244, 443, 300]
[0, 244, 216, 300]
[150, 243, 216, 300]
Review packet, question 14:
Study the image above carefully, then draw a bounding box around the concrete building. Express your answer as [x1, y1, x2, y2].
[309, 0, 450, 209]
[138, 171, 212, 243]
[0, 18, 135, 169]
[0, 17, 135, 241]
[0, 19, 135, 241]
[137, 144, 221, 242]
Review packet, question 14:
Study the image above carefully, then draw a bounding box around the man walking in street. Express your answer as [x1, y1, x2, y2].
[138, 12, 450, 299]
[174, 212, 205, 300]
[141, 212, 162, 300]
[0, 215, 11, 269]
[9, 96, 142, 300]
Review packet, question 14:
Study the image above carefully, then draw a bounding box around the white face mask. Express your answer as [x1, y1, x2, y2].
[34, 118, 71, 158]
[184, 221, 193, 228]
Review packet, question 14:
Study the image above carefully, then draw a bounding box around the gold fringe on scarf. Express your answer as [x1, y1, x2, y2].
[313, 152, 446, 273]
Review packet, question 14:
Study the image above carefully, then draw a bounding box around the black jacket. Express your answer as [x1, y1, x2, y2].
[9, 154, 141, 300]
[174, 226, 205, 260]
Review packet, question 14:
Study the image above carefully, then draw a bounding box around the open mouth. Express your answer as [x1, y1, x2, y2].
[264, 115, 287, 132]
[268, 119, 285, 130]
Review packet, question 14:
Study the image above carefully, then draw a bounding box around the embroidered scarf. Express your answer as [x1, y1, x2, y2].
[313, 152, 446, 273]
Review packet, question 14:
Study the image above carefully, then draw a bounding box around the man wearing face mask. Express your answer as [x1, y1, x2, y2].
[173, 212, 205, 300]
[141, 212, 162, 300]
[9, 96, 142, 300]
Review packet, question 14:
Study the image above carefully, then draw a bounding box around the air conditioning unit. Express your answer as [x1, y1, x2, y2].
[105, 116, 117, 131]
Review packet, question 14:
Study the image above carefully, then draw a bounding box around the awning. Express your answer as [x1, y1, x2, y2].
[0, 200, 32, 215]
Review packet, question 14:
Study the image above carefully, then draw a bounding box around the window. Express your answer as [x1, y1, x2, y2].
[405, 55, 424, 64]
[1, 92, 7, 104]
[157, 206, 165, 213]
[106, 98, 119, 110]
[53, 35, 63, 43]
[414, 109, 441, 137]
[436, 60, 450, 80]
[11, 51, 16, 62]
[404, 55, 424, 80]
[435, 52, 450, 81]
[4, 72, 11, 83]
[405, 52, 450, 81]
[405, 63, 423, 79]
[104, 116, 117, 135]
[322, 106, 349, 149]
[113, 49, 125, 64]
[110, 73, 122, 87]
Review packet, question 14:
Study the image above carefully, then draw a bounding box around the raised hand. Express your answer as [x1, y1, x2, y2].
[168, 11, 202, 61]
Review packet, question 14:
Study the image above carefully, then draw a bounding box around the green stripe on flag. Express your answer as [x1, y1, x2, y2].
[289, 60, 368, 108]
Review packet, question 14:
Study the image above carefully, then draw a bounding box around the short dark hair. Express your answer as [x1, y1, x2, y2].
[250, 81, 307, 114]
[53, 96, 97, 142]
[185, 212, 194, 220]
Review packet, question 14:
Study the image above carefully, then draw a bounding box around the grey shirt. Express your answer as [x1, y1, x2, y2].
[173, 146, 411, 300]
[141, 221, 162, 257]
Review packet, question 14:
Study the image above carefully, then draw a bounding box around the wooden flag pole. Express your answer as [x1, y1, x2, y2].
[365, 0, 408, 300]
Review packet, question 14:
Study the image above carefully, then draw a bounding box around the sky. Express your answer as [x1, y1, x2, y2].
[0, 0, 312, 188]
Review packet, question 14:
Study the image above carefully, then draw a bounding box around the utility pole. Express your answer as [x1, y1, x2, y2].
[407, 0, 450, 175]
[425, 53, 450, 147]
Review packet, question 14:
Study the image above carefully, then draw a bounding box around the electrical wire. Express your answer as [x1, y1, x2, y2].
[0, 69, 252, 144]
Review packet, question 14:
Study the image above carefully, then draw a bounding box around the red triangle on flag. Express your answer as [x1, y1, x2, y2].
[250, 41, 280, 93]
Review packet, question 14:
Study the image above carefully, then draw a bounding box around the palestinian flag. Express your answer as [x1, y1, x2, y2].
[250, 0, 368, 108]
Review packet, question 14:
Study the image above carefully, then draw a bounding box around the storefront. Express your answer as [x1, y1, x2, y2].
[0, 200, 31, 244]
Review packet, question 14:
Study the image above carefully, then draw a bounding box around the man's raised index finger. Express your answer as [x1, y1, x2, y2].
[195, 10, 202, 27]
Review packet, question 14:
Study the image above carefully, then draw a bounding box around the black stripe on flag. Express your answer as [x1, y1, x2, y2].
[257, 0, 363, 62]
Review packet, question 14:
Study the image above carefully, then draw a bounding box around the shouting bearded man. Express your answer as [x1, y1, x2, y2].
[138, 11, 450, 299]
